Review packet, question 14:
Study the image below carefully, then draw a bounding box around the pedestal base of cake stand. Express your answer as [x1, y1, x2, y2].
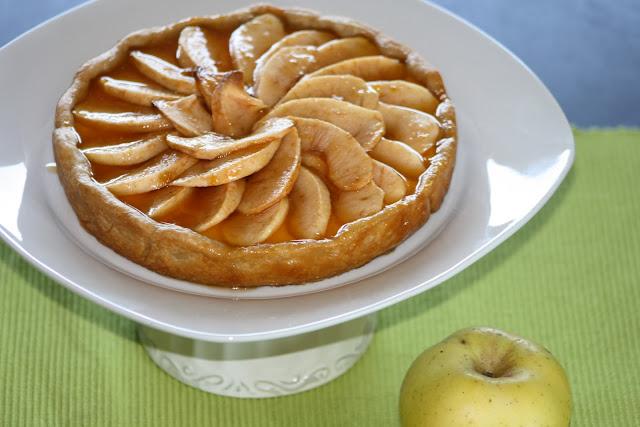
[138, 314, 376, 398]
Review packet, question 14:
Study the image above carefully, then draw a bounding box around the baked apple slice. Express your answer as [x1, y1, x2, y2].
[223, 198, 289, 246]
[312, 37, 379, 71]
[177, 26, 217, 70]
[73, 110, 173, 133]
[229, 14, 285, 85]
[99, 77, 180, 106]
[191, 180, 245, 232]
[196, 69, 266, 137]
[293, 117, 372, 191]
[153, 95, 213, 137]
[368, 80, 438, 113]
[166, 117, 293, 159]
[130, 51, 196, 94]
[253, 30, 334, 82]
[309, 56, 406, 81]
[369, 137, 426, 178]
[289, 167, 331, 239]
[172, 139, 280, 187]
[372, 160, 407, 204]
[105, 150, 197, 196]
[377, 102, 440, 154]
[147, 186, 195, 218]
[334, 181, 385, 223]
[266, 98, 384, 150]
[237, 129, 301, 215]
[82, 133, 168, 166]
[254, 45, 317, 107]
[280, 75, 379, 108]
[300, 152, 329, 180]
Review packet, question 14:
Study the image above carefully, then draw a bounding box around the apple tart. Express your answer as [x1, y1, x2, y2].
[53, 4, 457, 287]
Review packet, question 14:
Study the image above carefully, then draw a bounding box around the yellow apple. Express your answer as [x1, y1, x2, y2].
[399, 327, 572, 426]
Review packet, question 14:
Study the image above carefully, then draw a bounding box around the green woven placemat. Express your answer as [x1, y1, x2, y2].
[1, 129, 639, 426]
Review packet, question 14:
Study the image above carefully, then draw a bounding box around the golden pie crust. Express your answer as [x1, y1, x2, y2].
[53, 4, 457, 287]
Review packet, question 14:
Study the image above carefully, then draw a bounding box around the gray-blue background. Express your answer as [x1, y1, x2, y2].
[2, 0, 638, 126]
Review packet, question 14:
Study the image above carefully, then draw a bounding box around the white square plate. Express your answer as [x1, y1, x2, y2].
[0, 0, 573, 341]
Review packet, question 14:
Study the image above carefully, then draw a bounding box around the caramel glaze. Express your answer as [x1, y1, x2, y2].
[74, 25, 435, 246]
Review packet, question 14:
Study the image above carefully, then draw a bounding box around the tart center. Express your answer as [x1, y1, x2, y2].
[72, 13, 444, 246]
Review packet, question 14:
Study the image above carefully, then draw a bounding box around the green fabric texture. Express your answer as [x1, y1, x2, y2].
[1, 129, 639, 426]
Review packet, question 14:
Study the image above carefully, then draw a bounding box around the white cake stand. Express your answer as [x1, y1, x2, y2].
[138, 315, 376, 398]
[0, 0, 574, 399]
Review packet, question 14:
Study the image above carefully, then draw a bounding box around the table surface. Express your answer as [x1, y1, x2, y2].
[2, 0, 639, 127]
